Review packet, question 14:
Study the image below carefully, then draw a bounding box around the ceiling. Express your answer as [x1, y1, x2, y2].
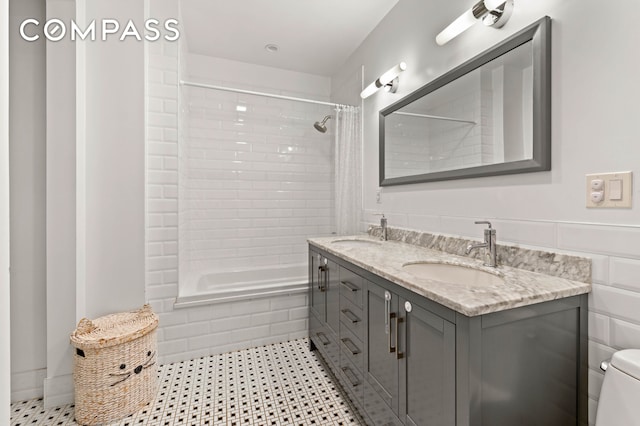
[180, 0, 400, 77]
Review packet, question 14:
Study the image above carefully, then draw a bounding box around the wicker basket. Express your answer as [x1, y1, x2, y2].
[70, 304, 159, 425]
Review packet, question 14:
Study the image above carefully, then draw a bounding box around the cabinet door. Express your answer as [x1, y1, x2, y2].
[400, 298, 456, 426]
[309, 252, 326, 322]
[325, 259, 340, 337]
[365, 281, 400, 418]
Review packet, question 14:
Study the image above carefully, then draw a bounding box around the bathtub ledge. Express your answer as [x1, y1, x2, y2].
[173, 281, 307, 309]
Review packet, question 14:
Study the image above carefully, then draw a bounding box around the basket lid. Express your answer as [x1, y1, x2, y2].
[70, 304, 159, 350]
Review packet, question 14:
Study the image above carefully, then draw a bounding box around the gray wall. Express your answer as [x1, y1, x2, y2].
[9, 0, 47, 402]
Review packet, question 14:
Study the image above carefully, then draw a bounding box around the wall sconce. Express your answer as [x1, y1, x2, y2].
[436, 0, 513, 46]
[360, 62, 407, 99]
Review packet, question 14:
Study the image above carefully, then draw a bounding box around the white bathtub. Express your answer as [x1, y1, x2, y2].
[175, 263, 308, 307]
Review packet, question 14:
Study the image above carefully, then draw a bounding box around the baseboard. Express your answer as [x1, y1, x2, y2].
[11, 368, 46, 402]
[43, 374, 74, 409]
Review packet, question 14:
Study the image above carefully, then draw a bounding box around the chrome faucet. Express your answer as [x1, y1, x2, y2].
[465, 221, 497, 267]
[374, 213, 388, 241]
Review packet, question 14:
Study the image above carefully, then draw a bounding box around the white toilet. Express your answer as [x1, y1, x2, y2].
[595, 349, 640, 425]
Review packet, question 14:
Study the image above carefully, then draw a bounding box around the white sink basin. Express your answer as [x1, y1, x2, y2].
[402, 262, 504, 287]
[330, 239, 381, 248]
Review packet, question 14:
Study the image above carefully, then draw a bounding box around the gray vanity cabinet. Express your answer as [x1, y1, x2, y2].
[309, 250, 326, 322]
[309, 249, 341, 370]
[364, 281, 402, 425]
[336, 265, 366, 409]
[400, 297, 455, 426]
[309, 245, 587, 426]
[364, 281, 456, 426]
[326, 258, 341, 337]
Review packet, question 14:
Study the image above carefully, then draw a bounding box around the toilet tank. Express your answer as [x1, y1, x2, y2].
[595, 349, 640, 426]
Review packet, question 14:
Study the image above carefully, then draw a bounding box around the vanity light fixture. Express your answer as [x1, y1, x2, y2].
[360, 62, 407, 99]
[436, 0, 513, 46]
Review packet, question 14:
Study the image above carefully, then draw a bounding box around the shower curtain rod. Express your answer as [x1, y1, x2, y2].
[180, 80, 352, 108]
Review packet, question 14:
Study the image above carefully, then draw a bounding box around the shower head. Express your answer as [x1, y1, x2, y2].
[313, 115, 332, 133]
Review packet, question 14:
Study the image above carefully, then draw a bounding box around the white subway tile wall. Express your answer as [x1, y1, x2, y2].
[180, 86, 334, 275]
[146, 2, 332, 368]
[363, 211, 640, 425]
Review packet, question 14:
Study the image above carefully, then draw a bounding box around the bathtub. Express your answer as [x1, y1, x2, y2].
[175, 263, 308, 308]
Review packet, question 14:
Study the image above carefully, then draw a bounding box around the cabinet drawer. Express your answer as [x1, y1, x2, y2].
[310, 313, 340, 369]
[309, 312, 328, 354]
[325, 330, 340, 371]
[340, 325, 364, 372]
[340, 296, 364, 341]
[339, 350, 364, 409]
[339, 266, 363, 308]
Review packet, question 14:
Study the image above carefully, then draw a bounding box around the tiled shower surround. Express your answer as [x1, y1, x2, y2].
[180, 86, 334, 276]
[145, 0, 335, 367]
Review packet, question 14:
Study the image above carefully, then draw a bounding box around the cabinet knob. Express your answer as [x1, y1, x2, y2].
[404, 301, 412, 312]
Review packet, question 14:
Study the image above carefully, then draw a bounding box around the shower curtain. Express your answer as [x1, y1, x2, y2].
[334, 105, 362, 235]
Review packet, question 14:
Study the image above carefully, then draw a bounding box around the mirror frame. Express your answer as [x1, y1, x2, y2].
[379, 16, 551, 186]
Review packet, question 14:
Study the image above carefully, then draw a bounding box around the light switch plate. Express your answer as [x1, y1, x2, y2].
[586, 171, 633, 208]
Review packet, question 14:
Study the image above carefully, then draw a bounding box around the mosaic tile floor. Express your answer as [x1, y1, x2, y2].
[10, 339, 366, 426]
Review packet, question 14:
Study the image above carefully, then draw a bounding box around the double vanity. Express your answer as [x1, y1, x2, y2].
[308, 226, 591, 426]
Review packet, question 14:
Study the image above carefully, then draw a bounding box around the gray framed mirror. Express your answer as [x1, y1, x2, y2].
[379, 16, 550, 186]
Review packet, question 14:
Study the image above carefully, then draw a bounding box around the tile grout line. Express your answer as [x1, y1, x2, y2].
[10, 338, 365, 426]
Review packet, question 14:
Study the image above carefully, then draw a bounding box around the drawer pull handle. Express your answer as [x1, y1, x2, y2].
[389, 312, 396, 353]
[341, 366, 360, 387]
[316, 332, 330, 346]
[341, 337, 361, 355]
[384, 291, 392, 336]
[341, 309, 360, 323]
[396, 316, 404, 359]
[340, 280, 359, 292]
[318, 265, 327, 292]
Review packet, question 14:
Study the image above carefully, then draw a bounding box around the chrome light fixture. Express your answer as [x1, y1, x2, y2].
[436, 0, 513, 46]
[360, 62, 407, 99]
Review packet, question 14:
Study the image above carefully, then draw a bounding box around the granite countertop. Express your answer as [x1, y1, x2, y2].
[308, 235, 591, 317]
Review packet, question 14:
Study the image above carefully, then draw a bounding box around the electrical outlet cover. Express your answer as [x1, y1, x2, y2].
[586, 171, 633, 208]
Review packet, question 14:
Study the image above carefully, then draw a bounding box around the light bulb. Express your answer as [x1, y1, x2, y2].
[378, 62, 407, 86]
[436, 8, 477, 46]
[360, 81, 381, 99]
[484, 0, 505, 10]
[360, 62, 407, 99]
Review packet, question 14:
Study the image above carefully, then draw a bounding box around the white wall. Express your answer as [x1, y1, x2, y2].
[44, 0, 76, 409]
[332, 1, 640, 424]
[9, 0, 47, 402]
[79, 0, 146, 319]
[1, 0, 12, 419]
[40, 0, 147, 406]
